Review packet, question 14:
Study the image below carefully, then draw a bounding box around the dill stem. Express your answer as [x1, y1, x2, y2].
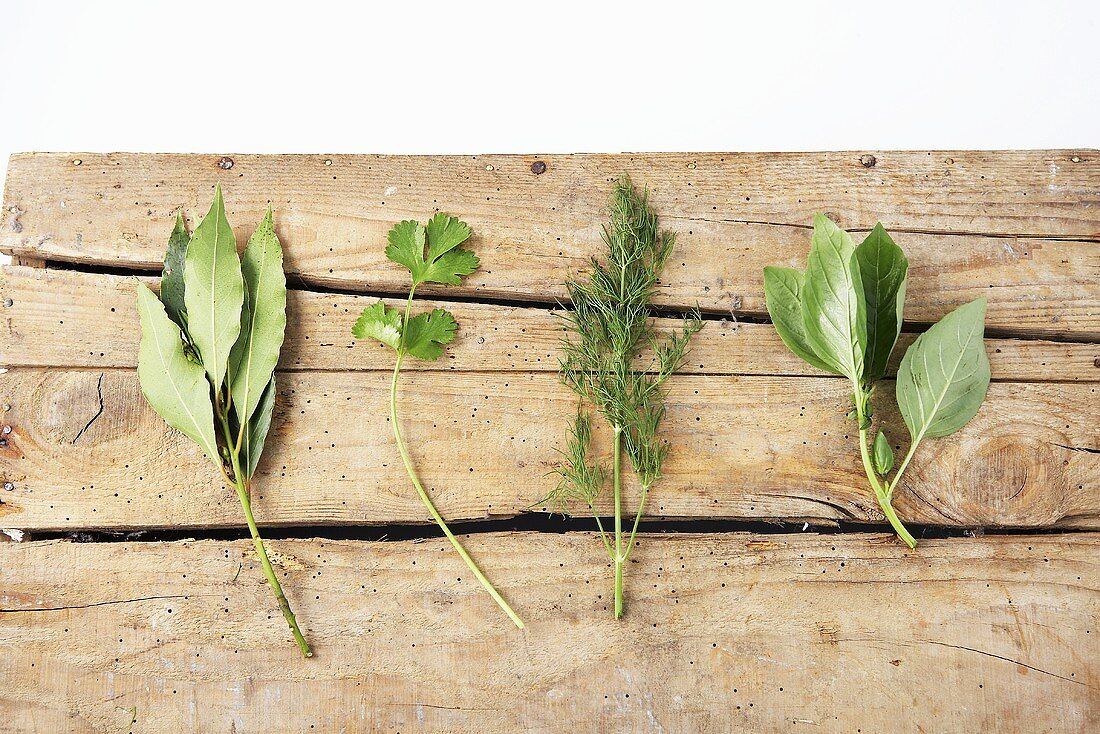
[218, 410, 312, 657]
[853, 385, 916, 549]
[612, 425, 624, 620]
[389, 351, 525, 629]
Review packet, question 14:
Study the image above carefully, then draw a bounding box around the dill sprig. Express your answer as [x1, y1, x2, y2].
[552, 177, 702, 618]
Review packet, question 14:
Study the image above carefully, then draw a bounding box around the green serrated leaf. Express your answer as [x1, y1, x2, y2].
[425, 212, 472, 260]
[384, 220, 428, 278]
[184, 185, 244, 390]
[897, 298, 991, 443]
[873, 430, 895, 474]
[136, 283, 219, 468]
[402, 308, 458, 360]
[161, 215, 190, 329]
[763, 265, 838, 374]
[856, 223, 908, 383]
[229, 209, 287, 424]
[351, 300, 403, 350]
[800, 214, 867, 383]
[243, 375, 276, 479]
[384, 215, 480, 286]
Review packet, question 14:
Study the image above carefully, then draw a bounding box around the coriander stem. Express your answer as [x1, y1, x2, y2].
[612, 425, 624, 620]
[853, 384, 917, 549]
[389, 352, 525, 629]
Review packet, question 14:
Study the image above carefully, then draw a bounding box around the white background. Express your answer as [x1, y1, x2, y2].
[1, 0, 1096, 182]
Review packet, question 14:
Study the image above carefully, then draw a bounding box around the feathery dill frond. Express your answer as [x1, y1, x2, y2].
[547, 409, 606, 512]
[560, 177, 702, 485]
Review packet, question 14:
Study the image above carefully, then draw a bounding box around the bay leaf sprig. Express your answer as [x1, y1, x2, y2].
[764, 215, 991, 548]
[137, 187, 311, 656]
[352, 214, 525, 629]
[551, 177, 702, 618]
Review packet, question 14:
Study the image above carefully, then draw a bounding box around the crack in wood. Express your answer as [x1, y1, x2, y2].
[71, 372, 105, 445]
[0, 593, 186, 614]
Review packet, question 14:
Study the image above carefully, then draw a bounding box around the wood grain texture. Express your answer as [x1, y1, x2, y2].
[3, 152, 1098, 338]
[0, 532, 1095, 733]
[2, 265, 1098, 381]
[1, 368, 1095, 531]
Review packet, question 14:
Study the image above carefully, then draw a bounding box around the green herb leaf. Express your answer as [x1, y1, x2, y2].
[184, 185, 244, 389]
[384, 216, 480, 286]
[897, 298, 991, 442]
[872, 430, 895, 474]
[425, 213, 472, 260]
[242, 375, 276, 479]
[351, 300, 403, 350]
[800, 214, 867, 382]
[229, 209, 287, 424]
[136, 283, 219, 468]
[160, 214, 190, 329]
[402, 308, 458, 360]
[763, 265, 837, 374]
[855, 223, 908, 383]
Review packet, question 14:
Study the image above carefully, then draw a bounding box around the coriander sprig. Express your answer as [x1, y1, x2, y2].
[551, 178, 702, 618]
[352, 214, 524, 629]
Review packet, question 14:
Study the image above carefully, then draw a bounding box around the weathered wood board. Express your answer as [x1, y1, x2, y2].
[3, 152, 1099, 338]
[3, 266, 1099, 380]
[2, 368, 1097, 531]
[1, 532, 1096, 733]
[1, 151, 1098, 733]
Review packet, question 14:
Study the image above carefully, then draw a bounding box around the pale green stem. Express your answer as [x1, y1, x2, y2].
[218, 411, 312, 657]
[853, 383, 917, 549]
[622, 482, 651, 562]
[612, 426, 624, 619]
[390, 351, 525, 629]
[586, 500, 615, 559]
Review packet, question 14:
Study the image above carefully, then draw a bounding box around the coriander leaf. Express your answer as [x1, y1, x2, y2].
[352, 300, 403, 351]
[384, 215, 480, 286]
[161, 214, 190, 329]
[425, 213, 472, 260]
[420, 247, 480, 285]
[402, 308, 457, 360]
[384, 220, 428, 279]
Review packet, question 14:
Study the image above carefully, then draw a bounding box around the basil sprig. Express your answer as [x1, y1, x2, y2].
[764, 215, 990, 548]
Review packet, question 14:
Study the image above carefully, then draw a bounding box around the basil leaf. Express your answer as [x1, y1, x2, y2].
[800, 214, 867, 382]
[184, 186, 244, 390]
[229, 209, 287, 424]
[136, 283, 220, 468]
[160, 214, 190, 329]
[872, 430, 895, 474]
[896, 298, 991, 442]
[243, 375, 277, 479]
[855, 224, 908, 383]
[763, 266, 837, 374]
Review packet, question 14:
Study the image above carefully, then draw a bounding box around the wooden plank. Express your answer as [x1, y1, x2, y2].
[3, 152, 1098, 338]
[1, 368, 1095, 531]
[0, 532, 1095, 732]
[2, 265, 1097, 381]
